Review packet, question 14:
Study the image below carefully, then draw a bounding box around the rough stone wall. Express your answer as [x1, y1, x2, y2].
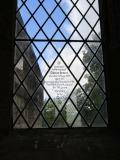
[14, 12, 43, 128]
[0, 0, 120, 160]
[0, 129, 120, 160]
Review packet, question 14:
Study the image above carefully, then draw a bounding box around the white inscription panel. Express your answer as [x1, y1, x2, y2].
[44, 58, 76, 98]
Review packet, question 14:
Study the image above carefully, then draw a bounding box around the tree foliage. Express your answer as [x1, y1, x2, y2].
[76, 34, 107, 126]
[43, 98, 66, 127]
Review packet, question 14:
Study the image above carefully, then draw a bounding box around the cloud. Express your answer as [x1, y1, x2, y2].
[59, 0, 87, 84]
[41, 1, 90, 100]
[63, 0, 99, 40]
[37, 0, 99, 99]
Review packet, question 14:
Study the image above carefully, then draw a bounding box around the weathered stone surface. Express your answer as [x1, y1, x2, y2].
[0, 129, 120, 160]
[14, 12, 43, 128]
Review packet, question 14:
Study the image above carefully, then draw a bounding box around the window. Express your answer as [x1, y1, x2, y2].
[13, 0, 108, 128]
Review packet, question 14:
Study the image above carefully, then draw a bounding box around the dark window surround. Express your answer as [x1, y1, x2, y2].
[0, 0, 120, 135]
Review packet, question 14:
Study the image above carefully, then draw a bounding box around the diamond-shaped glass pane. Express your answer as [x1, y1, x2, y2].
[43, 19, 57, 39]
[33, 57, 48, 77]
[44, 58, 76, 100]
[32, 85, 45, 110]
[15, 40, 31, 54]
[14, 116, 28, 128]
[59, 0, 73, 14]
[15, 19, 30, 39]
[60, 44, 75, 66]
[80, 99, 97, 126]
[25, 0, 40, 14]
[42, 44, 58, 66]
[68, 7, 82, 27]
[73, 115, 83, 127]
[88, 56, 103, 80]
[85, 8, 99, 27]
[53, 115, 67, 128]
[24, 44, 39, 67]
[80, 70, 95, 95]
[17, 6, 31, 25]
[53, 30, 65, 40]
[51, 7, 65, 27]
[89, 84, 106, 109]
[78, 20, 91, 39]
[99, 101, 108, 124]
[60, 19, 74, 39]
[76, 0, 89, 15]
[43, 100, 58, 127]
[43, 0, 57, 14]
[13, 85, 30, 111]
[13, 75, 20, 94]
[98, 73, 106, 92]
[52, 42, 66, 52]
[23, 70, 40, 96]
[15, 57, 30, 81]
[33, 41, 48, 53]
[34, 6, 48, 26]
[70, 57, 85, 80]
[70, 31, 82, 40]
[93, 0, 99, 14]
[92, 114, 107, 127]
[22, 100, 40, 127]
[13, 0, 108, 128]
[33, 116, 48, 128]
[26, 18, 39, 38]
[70, 42, 83, 53]
[13, 104, 20, 124]
[64, 100, 78, 126]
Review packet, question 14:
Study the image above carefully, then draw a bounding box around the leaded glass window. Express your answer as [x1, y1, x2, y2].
[13, 0, 108, 128]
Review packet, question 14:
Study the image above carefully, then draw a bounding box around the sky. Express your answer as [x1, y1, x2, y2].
[17, 0, 100, 99]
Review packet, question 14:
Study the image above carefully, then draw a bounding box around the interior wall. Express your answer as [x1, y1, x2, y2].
[0, 0, 120, 160]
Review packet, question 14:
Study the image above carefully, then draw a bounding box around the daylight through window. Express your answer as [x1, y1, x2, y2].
[13, 0, 108, 128]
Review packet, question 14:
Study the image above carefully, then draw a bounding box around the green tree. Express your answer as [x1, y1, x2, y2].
[43, 98, 66, 127]
[76, 34, 107, 126]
